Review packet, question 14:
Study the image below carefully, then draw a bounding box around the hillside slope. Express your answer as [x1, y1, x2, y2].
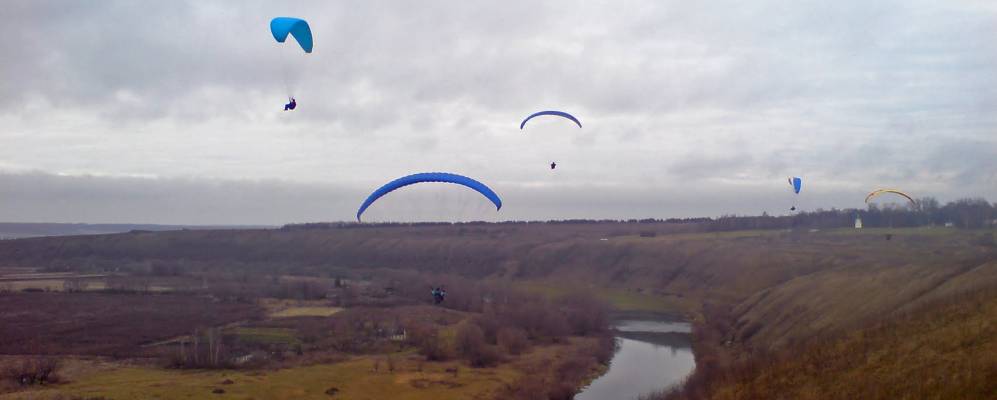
[0, 224, 993, 352]
[669, 289, 997, 400]
[1, 223, 995, 397]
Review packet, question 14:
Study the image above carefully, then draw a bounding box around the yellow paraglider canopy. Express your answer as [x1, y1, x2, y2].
[865, 189, 917, 208]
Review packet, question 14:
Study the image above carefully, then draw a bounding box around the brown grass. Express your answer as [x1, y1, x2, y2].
[664, 289, 997, 400]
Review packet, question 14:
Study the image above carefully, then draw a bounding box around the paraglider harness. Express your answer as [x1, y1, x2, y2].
[550, 162, 557, 170]
[431, 287, 447, 304]
[284, 97, 296, 111]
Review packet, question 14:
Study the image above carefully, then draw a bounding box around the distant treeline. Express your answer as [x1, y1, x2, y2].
[283, 197, 994, 231]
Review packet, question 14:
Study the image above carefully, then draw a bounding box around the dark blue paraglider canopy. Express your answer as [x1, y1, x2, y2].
[356, 172, 503, 222]
[270, 17, 313, 53]
[520, 110, 582, 129]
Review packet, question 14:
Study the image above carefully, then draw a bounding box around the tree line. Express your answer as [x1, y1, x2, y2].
[281, 197, 994, 231]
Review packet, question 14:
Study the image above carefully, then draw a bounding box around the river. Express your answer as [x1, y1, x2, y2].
[575, 319, 695, 400]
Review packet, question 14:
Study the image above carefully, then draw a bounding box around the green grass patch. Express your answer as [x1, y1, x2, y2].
[599, 288, 686, 313]
[270, 306, 343, 318]
[821, 226, 967, 236]
[518, 282, 688, 314]
[230, 327, 301, 345]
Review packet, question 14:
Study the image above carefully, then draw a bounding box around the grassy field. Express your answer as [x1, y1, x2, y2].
[1, 355, 518, 400]
[1, 337, 601, 400]
[270, 306, 343, 318]
[231, 327, 301, 346]
[259, 298, 343, 318]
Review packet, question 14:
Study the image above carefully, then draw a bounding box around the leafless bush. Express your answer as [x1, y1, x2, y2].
[592, 334, 616, 365]
[497, 327, 530, 355]
[168, 328, 230, 369]
[547, 382, 578, 400]
[413, 330, 451, 361]
[504, 369, 573, 400]
[2, 357, 60, 386]
[455, 322, 501, 367]
[556, 354, 592, 385]
[557, 291, 610, 336]
[455, 323, 486, 357]
[503, 373, 547, 400]
[386, 354, 396, 373]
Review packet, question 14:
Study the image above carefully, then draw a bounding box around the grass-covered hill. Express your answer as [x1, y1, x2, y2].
[666, 288, 997, 400]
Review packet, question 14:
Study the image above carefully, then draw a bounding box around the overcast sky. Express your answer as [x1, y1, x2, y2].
[1, 0, 995, 224]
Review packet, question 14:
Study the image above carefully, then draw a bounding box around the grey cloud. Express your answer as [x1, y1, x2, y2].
[0, 171, 907, 225]
[0, 0, 994, 223]
[0, 171, 364, 225]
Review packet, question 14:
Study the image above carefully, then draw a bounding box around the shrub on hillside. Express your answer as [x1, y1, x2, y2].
[593, 334, 616, 365]
[494, 299, 571, 342]
[455, 322, 502, 367]
[409, 325, 452, 361]
[497, 327, 530, 355]
[557, 291, 610, 336]
[2, 357, 60, 386]
[455, 323, 485, 356]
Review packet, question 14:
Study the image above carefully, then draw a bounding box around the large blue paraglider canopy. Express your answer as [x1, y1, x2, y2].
[270, 17, 313, 53]
[356, 172, 503, 222]
[520, 110, 582, 130]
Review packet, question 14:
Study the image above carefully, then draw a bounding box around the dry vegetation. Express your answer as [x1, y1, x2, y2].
[661, 288, 997, 400]
[0, 255, 614, 399]
[0, 220, 994, 398]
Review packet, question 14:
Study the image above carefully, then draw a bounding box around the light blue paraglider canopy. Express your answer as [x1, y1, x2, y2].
[356, 172, 503, 222]
[789, 177, 802, 194]
[270, 17, 313, 53]
[520, 110, 582, 129]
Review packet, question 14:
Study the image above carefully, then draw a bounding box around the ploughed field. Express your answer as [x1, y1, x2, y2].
[0, 292, 259, 356]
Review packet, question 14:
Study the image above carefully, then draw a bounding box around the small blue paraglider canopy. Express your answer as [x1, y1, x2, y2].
[789, 177, 802, 194]
[270, 17, 313, 53]
[356, 172, 503, 222]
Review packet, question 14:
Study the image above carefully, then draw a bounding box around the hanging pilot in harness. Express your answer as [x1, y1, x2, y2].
[431, 287, 447, 304]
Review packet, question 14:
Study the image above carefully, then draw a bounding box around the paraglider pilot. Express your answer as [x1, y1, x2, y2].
[550, 162, 557, 170]
[284, 97, 296, 111]
[431, 287, 447, 304]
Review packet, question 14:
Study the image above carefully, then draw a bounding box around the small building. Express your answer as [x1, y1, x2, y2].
[389, 328, 407, 342]
[854, 216, 863, 229]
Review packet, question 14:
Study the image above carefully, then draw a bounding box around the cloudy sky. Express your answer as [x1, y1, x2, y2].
[1, 0, 995, 224]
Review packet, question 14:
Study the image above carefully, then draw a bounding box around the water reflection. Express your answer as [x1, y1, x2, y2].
[576, 320, 695, 400]
[615, 320, 692, 334]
